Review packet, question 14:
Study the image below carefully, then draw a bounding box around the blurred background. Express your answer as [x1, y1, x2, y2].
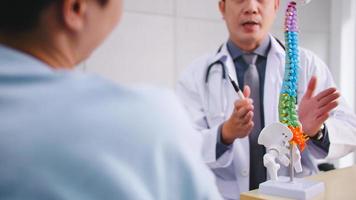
[80, 0, 356, 167]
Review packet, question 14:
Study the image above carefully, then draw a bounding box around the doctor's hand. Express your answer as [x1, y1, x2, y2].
[221, 86, 254, 145]
[298, 76, 340, 137]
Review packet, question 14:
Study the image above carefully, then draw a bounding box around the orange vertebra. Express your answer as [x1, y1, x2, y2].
[288, 126, 307, 151]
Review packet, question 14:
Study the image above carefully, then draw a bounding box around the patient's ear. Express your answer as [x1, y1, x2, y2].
[62, 0, 87, 32]
[219, 0, 226, 19]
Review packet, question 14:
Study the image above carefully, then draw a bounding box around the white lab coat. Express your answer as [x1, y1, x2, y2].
[176, 35, 356, 199]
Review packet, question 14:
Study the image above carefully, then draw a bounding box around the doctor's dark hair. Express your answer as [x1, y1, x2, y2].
[0, 0, 109, 33]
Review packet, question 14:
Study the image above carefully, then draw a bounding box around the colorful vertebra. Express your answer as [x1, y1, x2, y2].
[279, 1, 308, 151]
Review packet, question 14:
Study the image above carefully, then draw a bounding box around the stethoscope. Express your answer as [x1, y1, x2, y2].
[205, 45, 226, 83]
[204, 47, 232, 120]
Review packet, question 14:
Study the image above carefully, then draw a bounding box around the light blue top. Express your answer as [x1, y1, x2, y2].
[0, 45, 222, 200]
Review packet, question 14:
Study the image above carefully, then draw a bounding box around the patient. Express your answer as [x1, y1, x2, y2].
[0, 0, 222, 199]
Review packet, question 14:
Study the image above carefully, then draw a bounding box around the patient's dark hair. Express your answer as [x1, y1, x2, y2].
[0, 0, 108, 33]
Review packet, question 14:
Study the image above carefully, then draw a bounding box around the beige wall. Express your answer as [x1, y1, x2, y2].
[83, 0, 227, 88]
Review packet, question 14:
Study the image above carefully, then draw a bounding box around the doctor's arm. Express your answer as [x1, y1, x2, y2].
[298, 55, 356, 159]
[221, 86, 254, 145]
[298, 76, 339, 140]
[298, 76, 339, 158]
[215, 87, 254, 159]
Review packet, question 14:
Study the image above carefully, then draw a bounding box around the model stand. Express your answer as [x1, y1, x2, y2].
[257, 1, 324, 199]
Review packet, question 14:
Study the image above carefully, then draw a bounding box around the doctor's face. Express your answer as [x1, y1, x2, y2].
[219, 0, 279, 51]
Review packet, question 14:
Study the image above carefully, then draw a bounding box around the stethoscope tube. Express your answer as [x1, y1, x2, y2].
[204, 56, 230, 121]
[205, 60, 227, 83]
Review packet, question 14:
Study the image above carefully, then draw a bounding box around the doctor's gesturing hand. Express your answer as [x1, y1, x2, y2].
[298, 76, 340, 137]
[221, 86, 254, 145]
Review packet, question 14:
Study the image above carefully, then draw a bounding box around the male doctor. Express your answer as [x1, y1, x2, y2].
[177, 0, 356, 199]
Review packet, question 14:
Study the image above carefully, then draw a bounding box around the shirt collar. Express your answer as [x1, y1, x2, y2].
[227, 36, 271, 60]
[0, 44, 54, 75]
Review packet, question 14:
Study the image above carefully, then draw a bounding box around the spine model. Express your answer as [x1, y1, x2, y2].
[279, 1, 308, 151]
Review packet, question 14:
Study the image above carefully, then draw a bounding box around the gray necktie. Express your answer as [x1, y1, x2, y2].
[243, 54, 266, 190]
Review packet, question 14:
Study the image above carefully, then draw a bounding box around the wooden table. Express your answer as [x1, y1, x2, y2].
[240, 165, 356, 200]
